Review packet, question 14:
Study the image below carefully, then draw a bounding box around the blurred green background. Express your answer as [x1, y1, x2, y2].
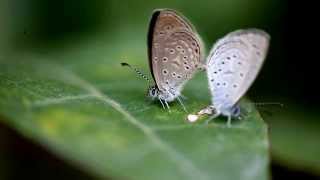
[1, 0, 319, 179]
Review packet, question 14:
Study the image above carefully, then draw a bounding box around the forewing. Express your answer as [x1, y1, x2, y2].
[148, 9, 203, 93]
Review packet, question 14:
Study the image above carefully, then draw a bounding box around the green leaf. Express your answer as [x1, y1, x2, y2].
[0, 34, 269, 180]
[265, 102, 320, 176]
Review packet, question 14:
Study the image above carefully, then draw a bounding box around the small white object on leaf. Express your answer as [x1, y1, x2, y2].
[187, 114, 199, 123]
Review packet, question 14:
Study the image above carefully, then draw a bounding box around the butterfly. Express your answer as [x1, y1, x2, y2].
[122, 9, 204, 111]
[187, 29, 270, 126]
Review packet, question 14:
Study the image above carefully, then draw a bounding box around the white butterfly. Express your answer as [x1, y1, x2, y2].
[187, 29, 270, 126]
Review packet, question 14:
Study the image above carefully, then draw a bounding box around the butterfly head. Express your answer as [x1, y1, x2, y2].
[231, 105, 241, 117]
[147, 85, 160, 100]
[147, 85, 178, 102]
[219, 105, 241, 118]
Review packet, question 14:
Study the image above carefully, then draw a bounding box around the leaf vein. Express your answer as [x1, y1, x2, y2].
[32, 94, 96, 107]
[53, 65, 210, 180]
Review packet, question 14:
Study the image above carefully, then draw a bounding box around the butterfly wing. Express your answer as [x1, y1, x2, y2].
[147, 9, 204, 94]
[207, 29, 270, 109]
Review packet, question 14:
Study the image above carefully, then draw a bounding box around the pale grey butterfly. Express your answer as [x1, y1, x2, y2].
[122, 9, 204, 111]
[187, 29, 270, 126]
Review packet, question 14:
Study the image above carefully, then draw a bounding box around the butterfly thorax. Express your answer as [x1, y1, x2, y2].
[147, 85, 179, 102]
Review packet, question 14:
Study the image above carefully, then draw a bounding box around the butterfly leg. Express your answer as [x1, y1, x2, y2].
[177, 96, 187, 112]
[238, 110, 246, 121]
[158, 98, 166, 110]
[164, 100, 171, 112]
[179, 94, 188, 100]
[167, 89, 187, 112]
[227, 115, 232, 128]
[204, 113, 219, 125]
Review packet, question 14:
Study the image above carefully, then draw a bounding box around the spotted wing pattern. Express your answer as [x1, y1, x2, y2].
[207, 29, 270, 109]
[148, 9, 204, 94]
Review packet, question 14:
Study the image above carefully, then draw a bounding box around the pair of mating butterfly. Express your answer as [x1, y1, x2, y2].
[122, 9, 269, 126]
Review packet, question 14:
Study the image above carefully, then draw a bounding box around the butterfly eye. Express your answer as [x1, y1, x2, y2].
[151, 89, 156, 95]
[232, 106, 241, 117]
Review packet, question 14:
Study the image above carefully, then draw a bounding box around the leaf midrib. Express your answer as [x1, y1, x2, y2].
[41, 61, 211, 180]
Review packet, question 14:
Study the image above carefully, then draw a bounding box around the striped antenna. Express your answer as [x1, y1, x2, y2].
[121, 62, 152, 84]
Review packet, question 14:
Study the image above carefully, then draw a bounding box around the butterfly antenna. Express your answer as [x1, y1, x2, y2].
[250, 102, 284, 118]
[252, 102, 284, 107]
[121, 62, 152, 84]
